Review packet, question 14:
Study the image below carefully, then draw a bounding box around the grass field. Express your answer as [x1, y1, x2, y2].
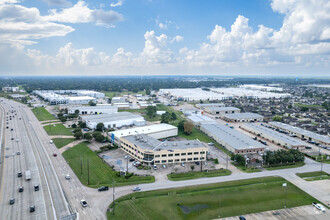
[296, 171, 330, 181]
[167, 169, 231, 181]
[234, 164, 262, 173]
[32, 107, 56, 121]
[107, 176, 319, 220]
[52, 138, 76, 148]
[265, 162, 305, 171]
[44, 124, 73, 136]
[62, 143, 155, 187]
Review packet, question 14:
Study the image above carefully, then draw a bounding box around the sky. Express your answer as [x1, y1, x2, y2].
[0, 0, 329, 76]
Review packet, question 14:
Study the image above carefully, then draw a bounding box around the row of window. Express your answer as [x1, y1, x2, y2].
[154, 157, 205, 164]
[155, 151, 205, 158]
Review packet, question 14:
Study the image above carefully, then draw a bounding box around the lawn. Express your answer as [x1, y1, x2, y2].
[44, 124, 73, 136]
[296, 171, 330, 181]
[107, 176, 319, 220]
[32, 107, 56, 121]
[167, 169, 231, 181]
[62, 143, 155, 188]
[265, 162, 305, 171]
[234, 164, 262, 173]
[52, 138, 76, 149]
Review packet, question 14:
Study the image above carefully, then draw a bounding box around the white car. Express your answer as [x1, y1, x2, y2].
[312, 202, 326, 212]
[65, 174, 71, 180]
[80, 199, 88, 207]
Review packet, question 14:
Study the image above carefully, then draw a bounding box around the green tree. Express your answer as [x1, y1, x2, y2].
[79, 122, 87, 128]
[231, 154, 245, 166]
[146, 88, 151, 95]
[161, 112, 172, 123]
[171, 112, 177, 121]
[96, 123, 105, 131]
[73, 128, 81, 134]
[301, 106, 309, 112]
[178, 120, 185, 132]
[88, 100, 96, 106]
[60, 117, 67, 123]
[95, 134, 105, 142]
[272, 115, 282, 122]
[83, 133, 93, 142]
[74, 131, 82, 139]
[71, 123, 77, 128]
[183, 121, 194, 135]
[74, 109, 80, 114]
[146, 106, 156, 118]
[288, 104, 292, 109]
[92, 131, 102, 138]
[190, 165, 195, 171]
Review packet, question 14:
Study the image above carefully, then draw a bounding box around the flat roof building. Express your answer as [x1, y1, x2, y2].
[109, 123, 178, 144]
[269, 122, 330, 146]
[81, 112, 145, 129]
[187, 114, 216, 126]
[68, 105, 118, 115]
[200, 123, 265, 154]
[223, 113, 264, 122]
[241, 123, 306, 149]
[77, 91, 105, 98]
[205, 107, 240, 117]
[120, 134, 207, 165]
[196, 103, 225, 109]
[67, 96, 96, 105]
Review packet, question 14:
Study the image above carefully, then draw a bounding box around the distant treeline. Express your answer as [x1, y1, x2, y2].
[0, 76, 329, 93]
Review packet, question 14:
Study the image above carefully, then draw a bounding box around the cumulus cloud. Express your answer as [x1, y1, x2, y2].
[42, 0, 71, 7]
[46, 1, 123, 27]
[0, 0, 19, 4]
[110, 0, 124, 7]
[171, 35, 184, 43]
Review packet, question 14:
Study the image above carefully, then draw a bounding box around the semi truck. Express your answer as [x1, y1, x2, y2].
[25, 170, 31, 181]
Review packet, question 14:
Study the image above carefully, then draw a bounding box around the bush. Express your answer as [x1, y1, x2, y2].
[125, 172, 134, 179]
[214, 158, 219, 164]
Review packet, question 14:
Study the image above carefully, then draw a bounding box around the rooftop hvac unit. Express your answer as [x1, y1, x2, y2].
[164, 143, 168, 147]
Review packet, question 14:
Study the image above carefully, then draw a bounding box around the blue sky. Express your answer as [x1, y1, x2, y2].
[0, 0, 329, 76]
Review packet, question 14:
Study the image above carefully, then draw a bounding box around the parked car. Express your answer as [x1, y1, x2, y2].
[132, 187, 141, 191]
[80, 200, 88, 207]
[98, 186, 109, 191]
[129, 158, 135, 162]
[17, 152, 20, 155]
[312, 202, 325, 212]
[162, 164, 167, 169]
[239, 216, 246, 220]
[153, 165, 157, 170]
[181, 163, 185, 167]
[195, 162, 200, 165]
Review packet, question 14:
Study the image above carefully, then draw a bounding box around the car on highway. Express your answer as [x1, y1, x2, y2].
[53, 153, 57, 157]
[6, 126, 8, 129]
[312, 202, 326, 212]
[98, 186, 109, 191]
[11, 138, 14, 140]
[65, 174, 71, 180]
[10, 128, 13, 131]
[239, 216, 246, 220]
[5, 155, 9, 158]
[30, 205, 35, 213]
[132, 187, 141, 191]
[6, 146, 9, 150]
[34, 184, 40, 191]
[80, 200, 88, 207]
[17, 172, 22, 177]
[16, 139, 19, 142]
[9, 198, 15, 205]
[17, 152, 20, 155]
[19, 186, 24, 192]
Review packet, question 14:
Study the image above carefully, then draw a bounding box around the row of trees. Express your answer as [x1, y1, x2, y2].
[73, 128, 106, 142]
[262, 149, 304, 165]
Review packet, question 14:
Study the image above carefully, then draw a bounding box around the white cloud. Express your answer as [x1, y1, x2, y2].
[46, 1, 123, 27]
[0, 0, 19, 4]
[110, 0, 124, 7]
[171, 35, 184, 43]
[42, 0, 71, 7]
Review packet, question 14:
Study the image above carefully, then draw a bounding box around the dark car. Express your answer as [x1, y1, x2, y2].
[34, 184, 40, 191]
[9, 198, 15, 205]
[19, 186, 24, 192]
[53, 153, 57, 157]
[98, 186, 109, 191]
[11, 128, 13, 131]
[30, 206, 35, 212]
[195, 162, 200, 165]
[17, 172, 22, 177]
[129, 158, 135, 162]
[239, 216, 246, 220]
[11, 138, 14, 140]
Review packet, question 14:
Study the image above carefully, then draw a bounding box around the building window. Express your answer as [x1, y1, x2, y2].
[194, 152, 198, 155]
[168, 154, 173, 157]
[162, 154, 167, 157]
[175, 153, 180, 156]
[155, 161, 160, 164]
[168, 160, 173, 163]
[200, 151, 205, 154]
[155, 155, 160, 158]
[188, 158, 192, 161]
[188, 152, 192, 155]
[200, 157, 204, 160]
[194, 158, 198, 160]
[181, 153, 186, 156]
[175, 159, 180, 162]
[181, 159, 186, 162]
[161, 160, 167, 163]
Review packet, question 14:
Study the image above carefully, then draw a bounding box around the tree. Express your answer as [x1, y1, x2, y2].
[178, 120, 185, 132]
[88, 100, 96, 106]
[288, 104, 292, 109]
[71, 123, 77, 128]
[183, 121, 194, 135]
[60, 117, 67, 123]
[95, 134, 105, 142]
[74, 131, 82, 139]
[146, 88, 151, 95]
[301, 106, 309, 112]
[171, 112, 177, 121]
[73, 128, 81, 134]
[96, 123, 105, 131]
[146, 106, 156, 118]
[92, 131, 102, 138]
[79, 122, 87, 128]
[190, 165, 195, 171]
[161, 112, 172, 123]
[272, 115, 282, 122]
[83, 133, 93, 142]
[231, 154, 245, 166]
[74, 109, 80, 114]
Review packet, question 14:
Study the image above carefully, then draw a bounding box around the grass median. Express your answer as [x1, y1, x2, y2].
[44, 124, 73, 136]
[265, 162, 305, 171]
[296, 171, 330, 181]
[107, 176, 319, 220]
[52, 138, 76, 149]
[32, 107, 56, 121]
[62, 142, 155, 188]
[167, 169, 231, 181]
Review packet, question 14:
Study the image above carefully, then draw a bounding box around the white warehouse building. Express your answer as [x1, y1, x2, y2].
[77, 91, 105, 98]
[67, 96, 96, 105]
[68, 105, 118, 115]
[81, 112, 145, 130]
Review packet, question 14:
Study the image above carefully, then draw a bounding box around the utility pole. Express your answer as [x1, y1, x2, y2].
[283, 182, 287, 208]
[87, 159, 90, 185]
[112, 182, 116, 215]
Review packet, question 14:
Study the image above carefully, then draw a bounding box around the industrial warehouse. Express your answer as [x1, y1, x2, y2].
[222, 112, 264, 122]
[240, 123, 306, 149]
[120, 134, 208, 165]
[109, 123, 178, 144]
[269, 122, 330, 146]
[68, 105, 118, 115]
[200, 123, 265, 154]
[204, 106, 240, 116]
[81, 112, 145, 129]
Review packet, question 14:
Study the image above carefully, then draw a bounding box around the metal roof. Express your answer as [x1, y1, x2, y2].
[201, 123, 265, 150]
[69, 105, 117, 111]
[242, 123, 306, 147]
[223, 112, 264, 119]
[269, 122, 330, 144]
[81, 112, 143, 123]
[111, 123, 177, 138]
[206, 107, 240, 111]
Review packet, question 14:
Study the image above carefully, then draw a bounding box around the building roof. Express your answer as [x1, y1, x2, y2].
[67, 96, 95, 101]
[223, 112, 264, 119]
[269, 122, 330, 144]
[110, 123, 177, 139]
[68, 105, 117, 111]
[124, 134, 206, 151]
[81, 112, 143, 123]
[206, 107, 240, 111]
[243, 123, 306, 147]
[187, 114, 215, 124]
[197, 103, 225, 107]
[201, 123, 265, 150]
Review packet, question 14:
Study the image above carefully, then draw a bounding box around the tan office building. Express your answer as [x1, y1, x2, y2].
[120, 134, 208, 165]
